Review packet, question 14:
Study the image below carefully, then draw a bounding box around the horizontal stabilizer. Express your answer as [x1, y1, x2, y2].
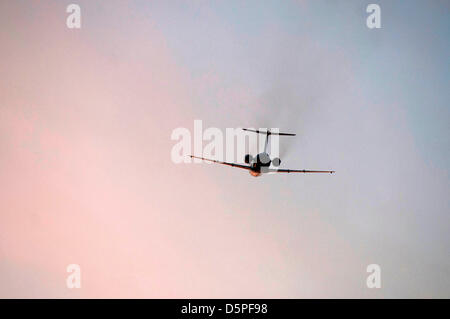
[241, 128, 296, 136]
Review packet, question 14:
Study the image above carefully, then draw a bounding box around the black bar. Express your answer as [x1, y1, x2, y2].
[1, 299, 447, 317]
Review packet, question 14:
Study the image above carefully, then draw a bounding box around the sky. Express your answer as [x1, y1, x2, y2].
[0, 0, 449, 298]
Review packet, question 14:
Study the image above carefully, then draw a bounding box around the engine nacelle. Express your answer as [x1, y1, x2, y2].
[272, 157, 281, 167]
[244, 154, 253, 164]
[256, 153, 271, 166]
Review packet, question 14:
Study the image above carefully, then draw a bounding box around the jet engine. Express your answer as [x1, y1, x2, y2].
[272, 157, 281, 167]
[256, 153, 271, 166]
[244, 154, 253, 164]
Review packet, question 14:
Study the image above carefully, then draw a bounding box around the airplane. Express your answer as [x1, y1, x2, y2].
[190, 128, 335, 177]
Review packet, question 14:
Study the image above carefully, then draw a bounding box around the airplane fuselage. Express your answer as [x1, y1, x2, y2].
[247, 152, 276, 177]
[249, 170, 262, 177]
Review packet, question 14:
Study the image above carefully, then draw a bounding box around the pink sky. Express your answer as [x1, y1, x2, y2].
[1, 1, 448, 298]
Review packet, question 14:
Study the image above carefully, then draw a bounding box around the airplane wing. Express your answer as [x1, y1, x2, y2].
[189, 155, 252, 170]
[268, 168, 335, 174]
